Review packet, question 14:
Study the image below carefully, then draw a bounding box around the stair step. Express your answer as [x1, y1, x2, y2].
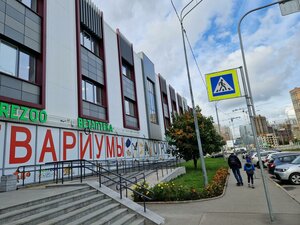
[0, 186, 91, 215]
[6, 193, 104, 225]
[0, 189, 98, 223]
[128, 218, 145, 225]
[38, 199, 115, 225]
[97, 208, 129, 225]
[66, 203, 122, 225]
[110, 213, 137, 225]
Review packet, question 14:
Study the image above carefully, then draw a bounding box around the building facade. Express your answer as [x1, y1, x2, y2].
[254, 115, 269, 136]
[290, 87, 300, 124]
[0, 0, 188, 181]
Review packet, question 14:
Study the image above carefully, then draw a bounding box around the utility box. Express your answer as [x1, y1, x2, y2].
[0, 175, 17, 192]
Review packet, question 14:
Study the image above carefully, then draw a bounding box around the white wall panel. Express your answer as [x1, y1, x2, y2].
[46, 0, 78, 121]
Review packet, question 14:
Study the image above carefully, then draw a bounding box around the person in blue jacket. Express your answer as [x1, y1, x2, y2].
[244, 157, 255, 188]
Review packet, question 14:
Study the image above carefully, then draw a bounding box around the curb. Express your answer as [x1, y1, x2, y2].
[142, 170, 230, 204]
[266, 173, 300, 205]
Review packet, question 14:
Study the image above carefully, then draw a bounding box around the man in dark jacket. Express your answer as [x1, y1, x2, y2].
[228, 153, 243, 186]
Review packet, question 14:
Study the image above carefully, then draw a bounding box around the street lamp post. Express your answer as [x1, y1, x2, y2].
[238, 0, 296, 221]
[171, 0, 208, 186]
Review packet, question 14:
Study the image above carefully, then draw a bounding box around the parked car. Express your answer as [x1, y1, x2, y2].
[251, 150, 277, 168]
[274, 156, 300, 185]
[267, 152, 300, 174]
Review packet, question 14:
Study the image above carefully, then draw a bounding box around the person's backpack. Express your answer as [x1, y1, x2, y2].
[245, 163, 254, 174]
[229, 156, 238, 166]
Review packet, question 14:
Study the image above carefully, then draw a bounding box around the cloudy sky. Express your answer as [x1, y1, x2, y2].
[94, 0, 300, 137]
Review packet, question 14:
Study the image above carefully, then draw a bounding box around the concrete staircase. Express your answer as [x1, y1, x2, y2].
[0, 185, 147, 225]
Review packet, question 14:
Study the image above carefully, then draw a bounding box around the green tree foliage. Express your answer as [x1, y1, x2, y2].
[166, 106, 225, 169]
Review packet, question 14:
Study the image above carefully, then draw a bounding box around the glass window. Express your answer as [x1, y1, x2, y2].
[122, 63, 132, 79]
[94, 85, 102, 105]
[125, 99, 135, 116]
[19, 51, 35, 82]
[0, 42, 17, 76]
[85, 81, 94, 102]
[82, 79, 103, 105]
[82, 80, 86, 100]
[147, 80, 158, 124]
[19, 0, 37, 11]
[80, 30, 99, 56]
[0, 40, 36, 82]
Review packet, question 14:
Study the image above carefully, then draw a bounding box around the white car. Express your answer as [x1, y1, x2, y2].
[251, 151, 277, 168]
[274, 156, 300, 185]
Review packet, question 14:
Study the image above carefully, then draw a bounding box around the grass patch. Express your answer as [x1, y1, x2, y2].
[171, 158, 228, 192]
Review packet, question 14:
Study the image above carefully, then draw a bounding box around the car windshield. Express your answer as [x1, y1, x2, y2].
[291, 156, 300, 164]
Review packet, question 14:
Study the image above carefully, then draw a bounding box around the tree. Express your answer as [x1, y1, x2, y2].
[166, 106, 225, 169]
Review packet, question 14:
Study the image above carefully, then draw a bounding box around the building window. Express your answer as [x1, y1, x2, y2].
[125, 98, 135, 116]
[162, 95, 169, 118]
[122, 63, 132, 79]
[18, 0, 37, 12]
[147, 79, 158, 124]
[82, 80, 103, 105]
[0, 40, 36, 82]
[80, 30, 99, 56]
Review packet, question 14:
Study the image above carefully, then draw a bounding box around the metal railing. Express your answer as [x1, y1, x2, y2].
[15, 158, 178, 212]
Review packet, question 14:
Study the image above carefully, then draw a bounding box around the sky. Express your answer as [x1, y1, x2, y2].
[93, 0, 300, 138]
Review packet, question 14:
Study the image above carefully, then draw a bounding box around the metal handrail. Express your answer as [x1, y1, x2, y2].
[15, 158, 178, 212]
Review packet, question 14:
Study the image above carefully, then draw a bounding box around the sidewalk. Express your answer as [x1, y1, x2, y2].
[147, 169, 300, 225]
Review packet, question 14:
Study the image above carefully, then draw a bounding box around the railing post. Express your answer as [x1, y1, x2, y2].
[80, 161, 83, 183]
[56, 163, 59, 184]
[39, 165, 42, 183]
[22, 166, 25, 186]
[61, 161, 64, 184]
[99, 164, 102, 187]
[83, 161, 86, 179]
[116, 160, 119, 174]
[71, 161, 73, 181]
[119, 176, 122, 199]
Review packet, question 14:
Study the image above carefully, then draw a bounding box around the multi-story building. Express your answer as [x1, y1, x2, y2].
[0, 0, 188, 178]
[290, 87, 300, 124]
[220, 125, 232, 141]
[254, 115, 269, 136]
[239, 124, 254, 146]
[260, 133, 279, 148]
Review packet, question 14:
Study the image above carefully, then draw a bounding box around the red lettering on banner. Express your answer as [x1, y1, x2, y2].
[116, 137, 124, 157]
[106, 136, 115, 158]
[9, 126, 32, 164]
[39, 129, 58, 163]
[63, 131, 76, 160]
[95, 134, 104, 159]
[80, 133, 92, 159]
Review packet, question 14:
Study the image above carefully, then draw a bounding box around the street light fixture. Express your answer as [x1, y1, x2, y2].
[170, 0, 208, 186]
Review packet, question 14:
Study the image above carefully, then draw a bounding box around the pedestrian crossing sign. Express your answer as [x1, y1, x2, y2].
[206, 69, 241, 101]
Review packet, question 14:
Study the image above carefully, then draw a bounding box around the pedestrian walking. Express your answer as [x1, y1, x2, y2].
[244, 157, 255, 188]
[228, 153, 243, 186]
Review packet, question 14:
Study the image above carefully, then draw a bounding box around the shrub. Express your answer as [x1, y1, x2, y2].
[131, 181, 152, 202]
[132, 167, 228, 202]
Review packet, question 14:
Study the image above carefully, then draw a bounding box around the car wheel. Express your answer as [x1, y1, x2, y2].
[289, 173, 300, 185]
[256, 162, 260, 169]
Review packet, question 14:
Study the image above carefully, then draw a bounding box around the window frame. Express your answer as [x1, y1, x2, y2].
[82, 79, 103, 106]
[147, 79, 158, 124]
[80, 29, 99, 56]
[18, 0, 37, 12]
[0, 39, 36, 83]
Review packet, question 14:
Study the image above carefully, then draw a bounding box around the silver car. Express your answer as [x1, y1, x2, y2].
[274, 155, 300, 185]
